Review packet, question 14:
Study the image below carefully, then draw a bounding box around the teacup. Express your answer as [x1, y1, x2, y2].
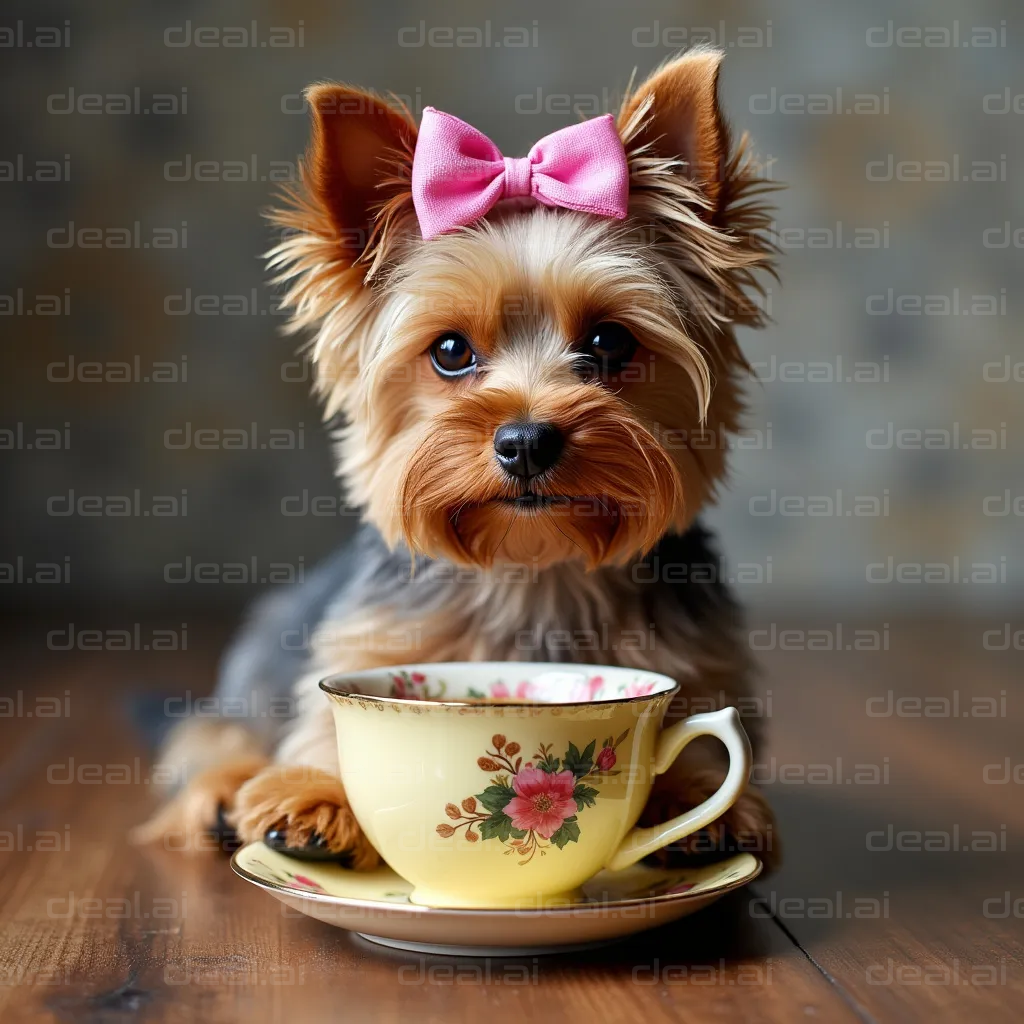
[320, 662, 751, 908]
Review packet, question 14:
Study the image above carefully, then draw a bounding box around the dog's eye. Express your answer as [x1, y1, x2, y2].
[429, 333, 477, 378]
[579, 322, 637, 375]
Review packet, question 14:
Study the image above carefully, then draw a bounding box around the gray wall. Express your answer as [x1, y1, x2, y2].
[2, 0, 1021, 613]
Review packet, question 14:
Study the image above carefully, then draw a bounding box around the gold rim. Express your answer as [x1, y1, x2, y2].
[230, 845, 761, 916]
[318, 661, 680, 710]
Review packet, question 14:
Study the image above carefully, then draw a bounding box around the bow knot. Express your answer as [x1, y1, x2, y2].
[502, 155, 533, 199]
[412, 107, 629, 240]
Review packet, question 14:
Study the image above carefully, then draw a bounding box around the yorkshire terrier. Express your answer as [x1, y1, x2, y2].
[134, 49, 780, 872]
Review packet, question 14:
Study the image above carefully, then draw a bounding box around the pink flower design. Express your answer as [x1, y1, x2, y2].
[624, 680, 656, 698]
[390, 670, 437, 700]
[505, 767, 578, 839]
[596, 746, 616, 771]
[490, 680, 534, 700]
[566, 675, 605, 702]
[290, 874, 325, 893]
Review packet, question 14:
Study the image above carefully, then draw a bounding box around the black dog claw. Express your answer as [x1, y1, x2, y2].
[209, 804, 241, 853]
[263, 827, 351, 863]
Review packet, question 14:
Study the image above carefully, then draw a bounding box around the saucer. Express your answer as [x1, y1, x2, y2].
[231, 842, 761, 956]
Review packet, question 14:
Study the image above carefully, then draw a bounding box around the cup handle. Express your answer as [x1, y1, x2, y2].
[603, 707, 752, 872]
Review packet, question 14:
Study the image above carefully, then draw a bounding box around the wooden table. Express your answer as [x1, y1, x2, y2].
[1, 616, 1021, 1022]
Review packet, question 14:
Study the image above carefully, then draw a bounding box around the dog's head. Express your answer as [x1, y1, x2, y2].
[270, 50, 776, 571]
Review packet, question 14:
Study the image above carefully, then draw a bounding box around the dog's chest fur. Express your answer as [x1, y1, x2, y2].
[307, 522, 751, 723]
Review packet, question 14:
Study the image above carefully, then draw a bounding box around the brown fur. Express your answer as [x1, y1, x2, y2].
[138, 50, 779, 871]
[130, 755, 268, 850]
[263, 51, 777, 572]
[230, 766, 380, 870]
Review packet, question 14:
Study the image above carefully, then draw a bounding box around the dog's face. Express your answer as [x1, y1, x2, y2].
[271, 51, 775, 570]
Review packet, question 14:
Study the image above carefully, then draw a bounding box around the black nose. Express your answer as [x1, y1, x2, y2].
[493, 421, 564, 480]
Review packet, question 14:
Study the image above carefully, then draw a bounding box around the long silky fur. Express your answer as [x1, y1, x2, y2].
[138, 53, 784, 872]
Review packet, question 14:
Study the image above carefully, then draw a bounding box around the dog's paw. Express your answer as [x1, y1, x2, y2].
[130, 755, 268, 851]
[228, 765, 380, 870]
[641, 769, 780, 873]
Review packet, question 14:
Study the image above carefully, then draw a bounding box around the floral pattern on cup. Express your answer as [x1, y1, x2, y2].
[389, 670, 447, 700]
[371, 669, 663, 705]
[620, 679, 657, 698]
[436, 729, 629, 864]
[463, 673, 658, 703]
[470, 680, 534, 700]
[249, 857, 327, 893]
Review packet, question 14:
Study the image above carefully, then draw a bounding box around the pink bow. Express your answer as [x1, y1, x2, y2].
[411, 107, 629, 240]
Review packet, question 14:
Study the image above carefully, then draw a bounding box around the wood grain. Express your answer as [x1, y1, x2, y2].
[754, 618, 1024, 1024]
[0, 616, 1020, 1022]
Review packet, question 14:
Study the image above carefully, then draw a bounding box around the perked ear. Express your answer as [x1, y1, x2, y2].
[305, 84, 418, 264]
[619, 49, 728, 212]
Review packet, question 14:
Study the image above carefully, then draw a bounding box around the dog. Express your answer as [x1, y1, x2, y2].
[134, 49, 780, 872]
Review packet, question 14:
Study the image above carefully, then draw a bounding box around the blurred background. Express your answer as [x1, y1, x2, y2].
[2, 3, 1023, 1017]
[1, 0, 1021, 621]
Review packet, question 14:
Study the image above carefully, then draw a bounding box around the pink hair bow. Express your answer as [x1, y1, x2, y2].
[411, 107, 629, 240]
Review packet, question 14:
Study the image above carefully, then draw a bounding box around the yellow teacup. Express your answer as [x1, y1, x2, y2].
[320, 662, 751, 908]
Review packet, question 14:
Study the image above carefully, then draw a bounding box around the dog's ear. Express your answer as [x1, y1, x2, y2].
[619, 50, 727, 213]
[305, 84, 418, 264]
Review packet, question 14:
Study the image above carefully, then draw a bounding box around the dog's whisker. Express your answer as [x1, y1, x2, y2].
[450, 499, 472, 532]
[549, 517, 588, 562]
[489, 506, 519, 564]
